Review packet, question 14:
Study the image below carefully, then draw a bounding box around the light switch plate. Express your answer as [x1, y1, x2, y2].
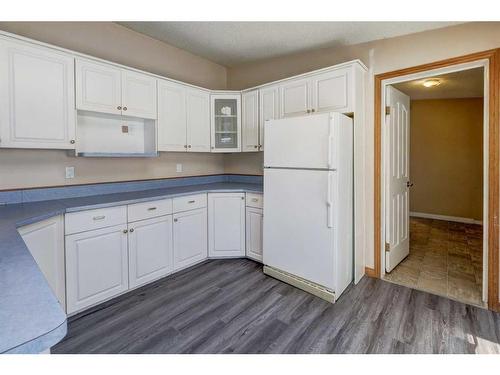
[176, 164, 183, 173]
[65, 166, 75, 179]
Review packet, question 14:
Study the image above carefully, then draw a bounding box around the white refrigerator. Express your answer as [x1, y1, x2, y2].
[263, 112, 353, 302]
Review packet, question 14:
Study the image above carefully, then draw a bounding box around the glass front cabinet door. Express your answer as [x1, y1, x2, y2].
[210, 94, 242, 152]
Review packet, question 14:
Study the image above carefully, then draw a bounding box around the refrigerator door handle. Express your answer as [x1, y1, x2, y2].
[328, 118, 334, 169]
[327, 171, 334, 228]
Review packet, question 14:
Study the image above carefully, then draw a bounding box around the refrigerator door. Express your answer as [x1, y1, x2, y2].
[264, 112, 341, 170]
[263, 167, 336, 290]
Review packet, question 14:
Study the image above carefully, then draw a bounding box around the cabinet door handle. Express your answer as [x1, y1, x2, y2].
[117, 106, 122, 110]
[306, 109, 311, 114]
[147, 207, 157, 211]
[123, 229, 128, 234]
[184, 145, 188, 148]
[93, 215, 105, 221]
[123, 107, 128, 111]
[70, 139, 75, 144]
[129, 228, 134, 233]
[174, 218, 178, 222]
[254, 145, 258, 148]
[188, 145, 192, 148]
[188, 200, 195, 204]
[252, 198, 258, 202]
[311, 108, 316, 112]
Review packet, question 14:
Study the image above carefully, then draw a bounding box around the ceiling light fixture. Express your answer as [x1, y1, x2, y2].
[422, 78, 441, 88]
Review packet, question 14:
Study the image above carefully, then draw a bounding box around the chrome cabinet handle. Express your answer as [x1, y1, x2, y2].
[188, 200, 195, 204]
[117, 106, 122, 110]
[147, 207, 157, 211]
[123, 229, 128, 234]
[129, 228, 134, 233]
[93, 215, 105, 221]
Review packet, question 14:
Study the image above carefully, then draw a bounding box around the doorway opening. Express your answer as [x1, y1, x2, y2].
[381, 65, 488, 307]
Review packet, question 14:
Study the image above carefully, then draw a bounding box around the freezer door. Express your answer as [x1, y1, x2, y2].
[263, 168, 336, 290]
[264, 112, 343, 169]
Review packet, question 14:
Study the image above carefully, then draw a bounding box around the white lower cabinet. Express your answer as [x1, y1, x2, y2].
[65, 224, 129, 314]
[128, 215, 173, 289]
[208, 193, 245, 257]
[173, 207, 208, 270]
[245, 207, 263, 262]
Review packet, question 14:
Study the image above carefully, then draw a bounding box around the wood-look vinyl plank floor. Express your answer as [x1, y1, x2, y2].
[53, 258, 500, 354]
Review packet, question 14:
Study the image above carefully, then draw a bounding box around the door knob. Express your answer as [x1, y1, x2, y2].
[407, 181, 414, 188]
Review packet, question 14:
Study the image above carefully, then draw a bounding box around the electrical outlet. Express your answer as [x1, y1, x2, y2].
[65, 166, 75, 179]
[176, 164, 183, 173]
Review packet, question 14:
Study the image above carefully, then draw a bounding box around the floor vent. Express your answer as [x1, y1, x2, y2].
[263, 265, 335, 303]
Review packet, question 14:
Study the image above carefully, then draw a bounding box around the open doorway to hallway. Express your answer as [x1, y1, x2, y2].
[382, 67, 486, 307]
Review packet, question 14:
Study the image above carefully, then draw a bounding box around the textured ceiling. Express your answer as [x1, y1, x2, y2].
[393, 68, 484, 100]
[117, 22, 461, 67]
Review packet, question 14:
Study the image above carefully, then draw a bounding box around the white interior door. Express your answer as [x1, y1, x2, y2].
[385, 86, 411, 272]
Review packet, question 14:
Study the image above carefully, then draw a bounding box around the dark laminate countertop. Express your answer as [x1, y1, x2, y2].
[0, 182, 263, 354]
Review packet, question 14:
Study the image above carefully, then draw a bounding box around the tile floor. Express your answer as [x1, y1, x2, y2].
[384, 217, 484, 307]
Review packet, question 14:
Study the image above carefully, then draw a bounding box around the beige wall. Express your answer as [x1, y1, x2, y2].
[0, 22, 229, 190]
[224, 152, 264, 175]
[0, 22, 227, 89]
[410, 99, 483, 221]
[0, 150, 225, 190]
[227, 21, 500, 268]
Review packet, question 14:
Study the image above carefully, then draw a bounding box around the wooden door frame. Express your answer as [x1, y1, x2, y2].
[372, 49, 500, 312]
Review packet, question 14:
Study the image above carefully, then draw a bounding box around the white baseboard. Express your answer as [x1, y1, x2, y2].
[410, 211, 482, 225]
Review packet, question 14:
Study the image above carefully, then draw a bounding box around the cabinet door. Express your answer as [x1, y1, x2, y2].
[121, 69, 157, 119]
[259, 85, 280, 151]
[242, 90, 259, 152]
[157, 80, 187, 152]
[0, 39, 75, 149]
[186, 88, 210, 152]
[66, 224, 128, 314]
[128, 215, 173, 288]
[245, 207, 263, 262]
[311, 68, 351, 113]
[280, 78, 311, 118]
[210, 94, 241, 152]
[208, 193, 245, 257]
[173, 208, 208, 271]
[76, 58, 122, 115]
[18, 215, 66, 309]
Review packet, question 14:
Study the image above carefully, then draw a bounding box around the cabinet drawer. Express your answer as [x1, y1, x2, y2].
[246, 193, 263, 209]
[173, 194, 207, 213]
[127, 198, 172, 222]
[65, 206, 127, 235]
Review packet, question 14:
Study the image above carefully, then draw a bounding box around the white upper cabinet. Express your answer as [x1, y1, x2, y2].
[242, 90, 259, 152]
[76, 59, 122, 116]
[76, 58, 157, 119]
[157, 80, 187, 152]
[0, 38, 76, 149]
[208, 193, 245, 257]
[311, 67, 351, 113]
[259, 85, 280, 151]
[186, 88, 210, 152]
[280, 78, 311, 118]
[121, 69, 157, 119]
[157, 81, 210, 152]
[210, 93, 241, 153]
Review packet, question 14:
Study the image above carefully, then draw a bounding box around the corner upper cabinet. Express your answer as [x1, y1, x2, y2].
[242, 90, 259, 152]
[0, 38, 76, 149]
[259, 85, 280, 151]
[210, 93, 241, 152]
[76, 58, 157, 119]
